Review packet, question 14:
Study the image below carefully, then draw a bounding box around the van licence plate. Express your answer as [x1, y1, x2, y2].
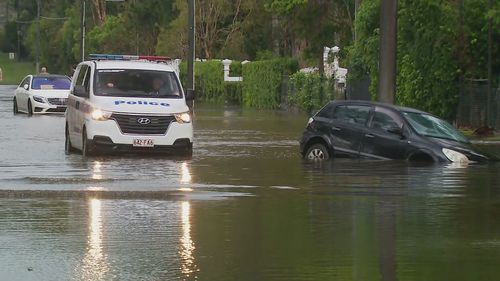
[133, 139, 154, 147]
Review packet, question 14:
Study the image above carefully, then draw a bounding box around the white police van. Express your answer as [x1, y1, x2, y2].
[65, 54, 194, 157]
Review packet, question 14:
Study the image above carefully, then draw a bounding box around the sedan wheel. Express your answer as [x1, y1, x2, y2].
[305, 143, 330, 161]
[13, 98, 18, 114]
[27, 100, 33, 116]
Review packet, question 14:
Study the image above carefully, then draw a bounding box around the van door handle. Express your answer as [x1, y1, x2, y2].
[331, 126, 341, 131]
[75, 101, 80, 110]
[365, 133, 375, 138]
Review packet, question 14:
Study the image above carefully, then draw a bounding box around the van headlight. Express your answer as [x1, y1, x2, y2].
[91, 109, 112, 121]
[32, 95, 46, 103]
[175, 112, 191, 123]
[442, 148, 469, 163]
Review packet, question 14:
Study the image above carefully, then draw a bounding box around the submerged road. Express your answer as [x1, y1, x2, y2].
[1, 85, 500, 281]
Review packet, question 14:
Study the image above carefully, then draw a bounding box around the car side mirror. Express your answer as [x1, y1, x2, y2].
[73, 85, 88, 98]
[23, 84, 29, 90]
[185, 89, 196, 101]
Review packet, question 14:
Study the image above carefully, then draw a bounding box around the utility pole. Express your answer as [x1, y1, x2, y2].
[486, 0, 492, 126]
[377, 0, 398, 104]
[187, 0, 195, 92]
[16, 0, 20, 61]
[80, 0, 86, 61]
[35, 0, 40, 73]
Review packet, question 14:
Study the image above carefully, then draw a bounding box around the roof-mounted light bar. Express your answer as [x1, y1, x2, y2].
[89, 54, 170, 62]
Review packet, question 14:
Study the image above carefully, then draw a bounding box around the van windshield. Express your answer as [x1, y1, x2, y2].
[403, 112, 469, 143]
[95, 69, 182, 98]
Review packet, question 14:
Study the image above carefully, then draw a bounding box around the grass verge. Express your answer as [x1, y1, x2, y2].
[0, 53, 35, 85]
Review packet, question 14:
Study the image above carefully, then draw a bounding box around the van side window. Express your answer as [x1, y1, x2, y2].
[76, 65, 88, 86]
[82, 67, 91, 92]
[333, 105, 371, 125]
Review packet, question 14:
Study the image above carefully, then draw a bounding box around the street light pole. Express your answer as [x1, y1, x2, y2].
[35, 0, 40, 73]
[80, 0, 86, 61]
[187, 0, 195, 92]
[377, 0, 398, 104]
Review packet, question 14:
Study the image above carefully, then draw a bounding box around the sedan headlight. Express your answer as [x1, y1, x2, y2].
[91, 109, 112, 121]
[174, 112, 192, 123]
[32, 95, 46, 103]
[442, 148, 469, 163]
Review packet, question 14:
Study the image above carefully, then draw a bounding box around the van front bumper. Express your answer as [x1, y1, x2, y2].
[84, 118, 193, 154]
[89, 136, 192, 155]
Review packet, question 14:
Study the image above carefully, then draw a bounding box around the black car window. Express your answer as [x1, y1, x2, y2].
[316, 103, 335, 118]
[333, 105, 371, 125]
[371, 111, 401, 131]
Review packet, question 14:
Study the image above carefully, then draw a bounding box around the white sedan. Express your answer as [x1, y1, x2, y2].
[13, 74, 71, 115]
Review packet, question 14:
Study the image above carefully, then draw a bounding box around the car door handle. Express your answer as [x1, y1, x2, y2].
[365, 133, 375, 138]
[331, 126, 341, 131]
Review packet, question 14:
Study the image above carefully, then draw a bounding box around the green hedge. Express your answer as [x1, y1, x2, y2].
[242, 58, 299, 109]
[288, 72, 334, 114]
[179, 60, 242, 103]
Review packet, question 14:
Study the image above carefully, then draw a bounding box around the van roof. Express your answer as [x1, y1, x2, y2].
[91, 60, 176, 72]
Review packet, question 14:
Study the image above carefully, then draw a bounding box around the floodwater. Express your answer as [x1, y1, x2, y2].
[1, 85, 500, 281]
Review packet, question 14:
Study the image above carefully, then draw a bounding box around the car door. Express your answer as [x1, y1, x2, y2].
[328, 104, 372, 157]
[360, 107, 409, 160]
[68, 64, 90, 148]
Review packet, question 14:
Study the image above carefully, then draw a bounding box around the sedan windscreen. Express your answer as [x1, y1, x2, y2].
[32, 77, 71, 90]
[403, 112, 469, 143]
[95, 69, 182, 98]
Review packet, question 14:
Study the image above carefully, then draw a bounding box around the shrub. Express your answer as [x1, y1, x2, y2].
[179, 60, 242, 103]
[242, 58, 299, 109]
[288, 72, 334, 114]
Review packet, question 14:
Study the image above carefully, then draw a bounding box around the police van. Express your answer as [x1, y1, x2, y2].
[65, 54, 194, 157]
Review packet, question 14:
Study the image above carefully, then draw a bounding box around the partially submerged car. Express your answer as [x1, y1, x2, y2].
[13, 74, 71, 115]
[300, 100, 488, 163]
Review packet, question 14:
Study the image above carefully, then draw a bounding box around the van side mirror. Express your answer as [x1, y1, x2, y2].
[73, 85, 88, 98]
[23, 84, 29, 90]
[185, 89, 196, 101]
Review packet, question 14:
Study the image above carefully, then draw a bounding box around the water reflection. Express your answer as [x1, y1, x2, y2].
[80, 198, 109, 280]
[180, 201, 197, 278]
[181, 162, 192, 184]
[92, 161, 103, 180]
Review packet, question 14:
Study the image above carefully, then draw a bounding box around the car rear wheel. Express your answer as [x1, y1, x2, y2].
[305, 143, 330, 161]
[82, 129, 95, 157]
[27, 100, 33, 116]
[13, 98, 18, 114]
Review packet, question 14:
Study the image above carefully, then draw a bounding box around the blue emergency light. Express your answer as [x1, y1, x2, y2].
[89, 54, 170, 62]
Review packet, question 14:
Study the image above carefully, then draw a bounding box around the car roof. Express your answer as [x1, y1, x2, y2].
[90, 60, 176, 72]
[31, 74, 70, 79]
[329, 100, 427, 114]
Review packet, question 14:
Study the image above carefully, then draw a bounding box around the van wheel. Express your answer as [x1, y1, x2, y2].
[82, 129, 95, 157]
[65, 125, 77, 155]
[13, 98, 18, 114]
[305, 143, 330, 161]
[27, 100, 33, 116]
